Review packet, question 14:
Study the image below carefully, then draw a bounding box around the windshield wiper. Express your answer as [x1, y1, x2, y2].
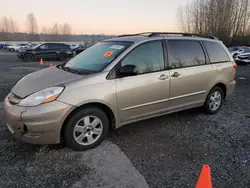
[64, 66, 83, 74]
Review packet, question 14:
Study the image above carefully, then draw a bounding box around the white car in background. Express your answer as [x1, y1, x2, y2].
[228, 46, 250, 58]
[70, 44, 79, 50]
[18, 43, 39, 53]
[7, 43, 28, 52]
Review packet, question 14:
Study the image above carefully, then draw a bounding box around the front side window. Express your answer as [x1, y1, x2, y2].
[168, 40, 206, 69]
[39, 44, 48, 50]
[203, 41, 230, 63]
[121, 41, 164, 74]
[65, 41, 132, 72]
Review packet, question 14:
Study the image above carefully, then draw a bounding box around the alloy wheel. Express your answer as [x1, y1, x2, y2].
[209, 91, 222, 111]
[73, 116, 103, 146]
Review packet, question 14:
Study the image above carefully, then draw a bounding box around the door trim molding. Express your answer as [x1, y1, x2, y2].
[170, 90, 206, 100]
[121, 98, 170, 111]
[121, 90, 206, 112]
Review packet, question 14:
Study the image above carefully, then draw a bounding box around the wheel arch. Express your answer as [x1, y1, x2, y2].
[23, 53, 35, 60]
[209, 82, 227, 99]
[60, 102, 116, 141]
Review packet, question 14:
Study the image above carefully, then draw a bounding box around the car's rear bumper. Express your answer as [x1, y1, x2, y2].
[226, 80, 236, 100]
[4, 94, 74, 145]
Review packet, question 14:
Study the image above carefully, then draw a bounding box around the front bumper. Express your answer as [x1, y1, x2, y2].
[17, 53, 24, 59]
[4, 96, 74, 145]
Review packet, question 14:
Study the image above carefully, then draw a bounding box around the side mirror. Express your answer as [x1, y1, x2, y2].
[120, 64, 137, 77]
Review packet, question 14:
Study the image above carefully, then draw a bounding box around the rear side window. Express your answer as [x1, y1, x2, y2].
[48, 43, 70, 50]
[168, 40, 205, 69]
[203, 41, 230, 63]
[60, 44, 70, 49]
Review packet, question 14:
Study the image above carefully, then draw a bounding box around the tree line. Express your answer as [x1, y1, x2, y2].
[0, 13, 74, 41]
[177, 0, 250, 46]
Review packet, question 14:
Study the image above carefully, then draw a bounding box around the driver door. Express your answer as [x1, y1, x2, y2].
[115, 40, 170, 124]
[35, 44, 49, 59]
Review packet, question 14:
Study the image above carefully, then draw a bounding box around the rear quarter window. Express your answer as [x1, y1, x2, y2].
[203, 41, 230, 63]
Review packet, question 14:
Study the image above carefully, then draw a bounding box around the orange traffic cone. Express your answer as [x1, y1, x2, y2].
[50, 63, 53, 68]
[40, 58, 44, 65]
[196, 165, 212, 188]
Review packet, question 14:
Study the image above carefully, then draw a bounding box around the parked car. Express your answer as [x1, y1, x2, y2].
[7, 43, 28, 52]
[4, 32, 236, 151]
[73, 44, 85, 54]
[70, 44, 78, 50]
[228, 46, 250, 58]
[234, 52, 250, 65]
[17, 43, 73, 62]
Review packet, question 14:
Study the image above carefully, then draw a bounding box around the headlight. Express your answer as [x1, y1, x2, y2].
[19, 49, 26, 52]
[18, 87, 64, 107]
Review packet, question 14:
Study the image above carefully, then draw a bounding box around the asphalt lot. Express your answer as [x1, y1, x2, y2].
[0, 50, 250, 188]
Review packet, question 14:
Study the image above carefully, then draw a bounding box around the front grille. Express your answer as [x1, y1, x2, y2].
[8, 93, 23, 105]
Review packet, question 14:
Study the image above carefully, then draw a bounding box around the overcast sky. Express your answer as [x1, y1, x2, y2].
[0, 0, 186, 34]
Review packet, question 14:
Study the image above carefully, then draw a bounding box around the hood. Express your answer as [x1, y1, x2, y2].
[12, 66, 82, 98]
[23, 48, 33, 52]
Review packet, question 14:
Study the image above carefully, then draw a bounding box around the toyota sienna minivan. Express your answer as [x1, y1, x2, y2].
[4, 32, 236, 151]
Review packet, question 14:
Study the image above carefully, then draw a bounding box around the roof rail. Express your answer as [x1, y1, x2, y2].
[118, 32, 218, 40]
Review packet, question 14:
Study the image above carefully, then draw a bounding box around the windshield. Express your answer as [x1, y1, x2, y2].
[64, 41, 133, 72]
[33, 43, 42, 49]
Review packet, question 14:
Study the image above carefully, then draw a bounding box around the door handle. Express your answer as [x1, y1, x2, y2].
[171, 72, 181, 78]
[158, 74, 168, 80]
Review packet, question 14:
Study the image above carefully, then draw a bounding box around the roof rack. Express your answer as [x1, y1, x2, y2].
[118, 32, 218, 40]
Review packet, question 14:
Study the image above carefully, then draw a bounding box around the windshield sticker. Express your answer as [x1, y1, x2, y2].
[103, 51, 113, 58]
[110, 45, 124, 50]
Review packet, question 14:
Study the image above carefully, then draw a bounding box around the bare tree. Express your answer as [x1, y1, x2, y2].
[51, 23, 59, 35]
[176, 0, 250, 45]
[9, 17, 18, 33]
[2, 16, 9, 33]
[41, 26, 47, 34]
[26, 13, 38, 35]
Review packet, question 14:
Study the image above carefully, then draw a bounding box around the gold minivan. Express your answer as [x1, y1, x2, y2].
[4, 33, 236, 151]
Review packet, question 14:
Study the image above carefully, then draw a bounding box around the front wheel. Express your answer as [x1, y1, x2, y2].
[204, 87, 224, 114]
[63, 106, 109, 151]
[23, 54, 34, 62]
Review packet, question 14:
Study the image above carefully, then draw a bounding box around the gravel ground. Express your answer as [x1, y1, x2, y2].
[0, 51, 149, 188]
[111, 65, 250, 187]
[0, 50, 250, 188]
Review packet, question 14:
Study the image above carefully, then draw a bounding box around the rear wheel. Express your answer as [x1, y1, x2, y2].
[9, 48, 15, 52]
[204, 86, 224, 114]
[63, 106, 109, 151]
[23, 54, 34, 62]
[58, 53, 68, 61]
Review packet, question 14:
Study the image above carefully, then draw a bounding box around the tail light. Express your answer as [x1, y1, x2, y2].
[232, 61, 237, 69]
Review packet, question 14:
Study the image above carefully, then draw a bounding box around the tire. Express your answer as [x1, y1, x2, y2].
[10, 48, 15, 52]
[23, 54, 34, 62]
[58, 53, 68, 61]
[204, 86, 224, 114]
[63, 106, 109, 151]
[233, 53, 238, 59]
